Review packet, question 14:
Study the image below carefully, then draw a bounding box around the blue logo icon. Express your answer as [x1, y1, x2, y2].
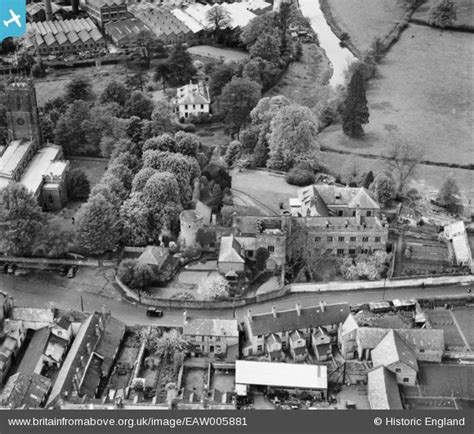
[1, 0, 26, 43]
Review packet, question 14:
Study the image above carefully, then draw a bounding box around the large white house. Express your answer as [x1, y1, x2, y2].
[176, 82, 210, 120]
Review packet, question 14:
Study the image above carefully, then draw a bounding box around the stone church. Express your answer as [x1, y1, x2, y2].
[0, 78, 69, 211]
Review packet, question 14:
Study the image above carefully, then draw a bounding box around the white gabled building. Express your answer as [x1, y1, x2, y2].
[176, 82, 210, 120]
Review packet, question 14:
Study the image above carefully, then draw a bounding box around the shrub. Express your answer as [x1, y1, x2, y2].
[285, 168, 315, 186]
[118, 259, 153, 291]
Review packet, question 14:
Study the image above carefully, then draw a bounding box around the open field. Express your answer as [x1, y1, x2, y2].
[325, 0, 407, 53]
[319, 25, 473, 167]
[187, 45, 249, 62]
[412, 0, 474, 29]
[424, 309, 465, 349]
[231, 169, 299, 213]
[265, 43, 332, 108]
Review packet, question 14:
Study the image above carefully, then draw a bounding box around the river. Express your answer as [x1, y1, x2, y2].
[299, 0, 357, 87]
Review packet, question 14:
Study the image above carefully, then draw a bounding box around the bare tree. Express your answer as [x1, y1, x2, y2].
[385, 136, 426, 193]
[206, 5, 231, 38]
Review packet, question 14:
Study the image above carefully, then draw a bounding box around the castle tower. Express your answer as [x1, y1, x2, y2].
[5, 79, 42, 147]
[179, 210, 203, 248]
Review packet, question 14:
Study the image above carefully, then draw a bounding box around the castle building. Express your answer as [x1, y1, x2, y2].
[0, 79, 69, 211]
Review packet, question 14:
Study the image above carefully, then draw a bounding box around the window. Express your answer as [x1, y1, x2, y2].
[216, 336, 221, 342]
[16, 95, 21, 110]
[348, 249, 356, 255]
[193, 104, 196, 109]
[337, 249, 345, 255]
[362, 236, 369, 242]
[375, 237, 381, 242]
[403, 378, 410, 383]
[248, 250, 254, 258]
[395, 368, 401, 373]
[257, 335, 263, 339]
[257, 345, 262, 351]
[350, 236, 356, 242]
[327, 236, 333, 242]
[185, 104, 188, 109]
[201, 104, 204, 109]
[337, 210, 343, 216]
[338, 236, 344, 242]
[352, 211, 356, 216]
[366, 211, 372, 217]
[419, 348, 425, 353]
[314, 237, 321, 242]
[268, 245, 274, 253]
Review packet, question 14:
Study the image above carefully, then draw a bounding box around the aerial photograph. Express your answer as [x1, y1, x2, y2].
[0, 0, 472, 432]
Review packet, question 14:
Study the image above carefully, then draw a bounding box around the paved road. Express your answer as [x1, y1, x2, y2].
[1, 273, 472, 327]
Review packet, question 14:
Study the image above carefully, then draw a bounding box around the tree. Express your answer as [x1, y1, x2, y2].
[342, 69, 369, 137]
[385, 137, 426, 192]
[253, 139, 269, 167]
[363, 170, 375, 189]
[91, 173, 128, 207]
[107, 162, 133, 191]
[154, 61, 173, 91]
[267, 104, 320, 170]
[54, 101, 90, 156]
[124, 91, 154, 120]
[249, 31, 282, 63]
[75, 193, 122, 254]
[132, 167, 157, 192]
[196, 228, 217, 248]
[65, 76, 94, 102]
[119, 193, 151, 246]
[206, 5, 231, 37]
[219, 77, 262, 136]
[174, 132, 200, 157]
[142, 101, 175, 139]
[241, 12, 280, 49]
[373, 173, 395, 205]
[198, 274, 230, 300]
[437, 177, 460, 212]
[255, 247, 270, 271]
[167, 44, 196, 86]
[428, 0, 457, 28]
[117, 259, 153, 291]
[99, 80, 130, 107]
[208, 62, 236, 98]
[143, 134, 176, 153]
[0, 183, 46, 256]
[224, 140, 242, 167]
[152, 330, 188, 361]
[33, 221, 74, 258]
[341, 157, 361, 187]
[135, 31, 167, 60]
[111, 151, 140, 174]
[66, 169, 90, 200]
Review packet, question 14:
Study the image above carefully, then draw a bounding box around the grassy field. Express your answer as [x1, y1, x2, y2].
[318, 24, 473, 198]
[265, 43, 332, 108]
[412, 0, 474, 28]
[231, 169, 299, 212]
[34, 63, 152, 107]
[325, 0, 407, 53]
[187, 45, 249, 62]
[321, 151, 474, 201]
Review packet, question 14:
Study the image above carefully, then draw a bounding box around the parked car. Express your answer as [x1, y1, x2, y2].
[146, 307, 163, 317]
[67, 266, 78, 278]
[7, 264, 17, 274]
[60, 266, 69, 276]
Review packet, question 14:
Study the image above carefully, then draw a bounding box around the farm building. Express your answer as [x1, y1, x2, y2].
[25, 18, 105, 57]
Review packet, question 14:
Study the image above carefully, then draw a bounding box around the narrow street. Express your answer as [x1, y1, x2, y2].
[1, 272, 472, 327]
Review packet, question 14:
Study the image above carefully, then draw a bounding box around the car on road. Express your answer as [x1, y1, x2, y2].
[7, 264, 17, 274]
[146, 307, 163, 317]
[67, 266, 78, 278]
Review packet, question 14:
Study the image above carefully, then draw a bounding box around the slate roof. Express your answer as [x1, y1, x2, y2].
[56, 316, 72, 330]
[372, 330, 418, 372]
[0, 372, 51, 408]
[177, 83, 210, 106]
[17, 327, 50, 376]
[315, 185, 379, 209]
[218, 236, 244, 264]
[138, 245, 169, 268]
[368, 366, 403, 410]
[248, 303, 350, 337]
[183, 318, 238, 338]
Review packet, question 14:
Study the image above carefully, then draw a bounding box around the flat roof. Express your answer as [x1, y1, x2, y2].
[235, 360, 327, 390]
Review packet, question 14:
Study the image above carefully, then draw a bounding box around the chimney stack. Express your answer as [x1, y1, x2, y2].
[247, 309, 252, 322]
[95, 324, 100, 338]
[272, 306, 277, 318]
[183, 310, 188, 324]
[80, 355, 85, 368]
[86, 342, 92, 354]
[44, 0, 53, 21]
[319, 301, 326, 312]
[295, 303, 301, 316]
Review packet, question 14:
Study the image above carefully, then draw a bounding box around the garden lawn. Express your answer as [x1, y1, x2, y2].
[231, 169, 299, 212]
[325, 0, 407, 53]
[69, 158, 108, 187]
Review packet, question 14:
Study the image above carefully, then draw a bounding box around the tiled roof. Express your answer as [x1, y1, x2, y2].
[105, 18, 152, 44]
[218, 235, 244, 264]
[265, 333, 281, 345]
[183, 318, 238, 337]
[372, 330, 418, 372]
[248, 303, 350, 336]
[0, 372, 51, 408]
[368, 366, 403, 410]
[0, 140, 34, 178]
[138, 245, 169, 267]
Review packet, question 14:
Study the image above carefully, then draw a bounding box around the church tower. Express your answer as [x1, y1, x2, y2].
[5, 79, 42, 148]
